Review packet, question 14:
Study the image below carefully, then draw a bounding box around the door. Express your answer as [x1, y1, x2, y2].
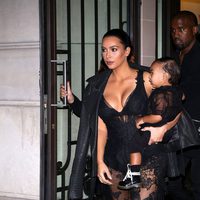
[40, 0, 141, 199]
[156, 0, 180, 57]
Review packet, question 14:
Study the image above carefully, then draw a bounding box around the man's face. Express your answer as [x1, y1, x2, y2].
[171, 17, 197, 50]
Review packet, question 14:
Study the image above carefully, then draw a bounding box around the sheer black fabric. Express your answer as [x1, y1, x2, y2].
[98, 71, 148, 174]
[149, 86, 183, 124]
[100, 168, 135, 200]
[143, 86, 183, 144]
[140, 144, 168, 200]
[98, 71, 169, 199]
[129, 86, 183, 154]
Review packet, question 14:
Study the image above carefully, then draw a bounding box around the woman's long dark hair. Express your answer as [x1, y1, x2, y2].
[98, 29, 135, 73]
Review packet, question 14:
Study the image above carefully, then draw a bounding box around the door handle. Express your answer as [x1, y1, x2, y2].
[51, 60, 68, 107]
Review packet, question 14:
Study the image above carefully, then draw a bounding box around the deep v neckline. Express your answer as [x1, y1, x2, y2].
[102, 70, 139, 113]
[102, 87, 136, 113]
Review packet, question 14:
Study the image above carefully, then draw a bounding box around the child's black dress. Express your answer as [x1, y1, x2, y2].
[129, 85, 183, 154]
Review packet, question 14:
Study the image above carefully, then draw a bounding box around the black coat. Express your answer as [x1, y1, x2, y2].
[68, 69, 112, 199]
[68, 65, 200, 198]
[166, 109, 200, 177]
[177, 109, 200, 149]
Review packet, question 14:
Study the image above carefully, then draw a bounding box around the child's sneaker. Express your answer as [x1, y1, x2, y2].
[118, 164, 141, 190]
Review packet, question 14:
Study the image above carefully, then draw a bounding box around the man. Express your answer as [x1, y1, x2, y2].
[167, 10, 200, 200]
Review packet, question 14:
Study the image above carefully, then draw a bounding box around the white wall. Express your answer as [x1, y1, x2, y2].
[141, 0, 156, 66]
[0, 0, 40, 199]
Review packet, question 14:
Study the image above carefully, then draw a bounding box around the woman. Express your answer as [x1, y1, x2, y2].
[62, 29, 176, 200]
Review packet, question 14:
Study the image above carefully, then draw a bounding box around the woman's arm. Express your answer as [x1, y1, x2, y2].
[97, 117, 112, 185]
[60, 82, 82, 117]
[69, 96, 82, 117]
[141, 113, 181, 145]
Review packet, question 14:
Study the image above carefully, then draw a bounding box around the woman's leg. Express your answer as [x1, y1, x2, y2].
[139, 150, 167, 200]
[101, 168, 138, 200]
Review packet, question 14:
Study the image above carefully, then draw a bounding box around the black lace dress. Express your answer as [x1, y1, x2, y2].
[129, 85, 183, 154]
[98, 70, 158, 200]
[98, 72, 183, 200]
[138, 86, 183, 200]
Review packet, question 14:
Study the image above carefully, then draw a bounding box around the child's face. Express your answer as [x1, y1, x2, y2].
[149, 62, 169, 89]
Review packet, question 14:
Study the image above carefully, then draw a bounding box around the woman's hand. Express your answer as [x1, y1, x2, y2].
[97, 161, 112, 185]
[141, 113, 181, 145]
[60, 81, 74, 104]
[141, 125, 167, 145]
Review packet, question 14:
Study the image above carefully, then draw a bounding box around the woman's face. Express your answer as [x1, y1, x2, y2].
[101, 36, 130, 70]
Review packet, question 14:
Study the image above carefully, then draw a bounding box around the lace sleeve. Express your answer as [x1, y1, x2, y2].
[149, 90, 174, 117]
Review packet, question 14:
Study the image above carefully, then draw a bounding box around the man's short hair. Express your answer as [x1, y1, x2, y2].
[173, 10, 198, 26]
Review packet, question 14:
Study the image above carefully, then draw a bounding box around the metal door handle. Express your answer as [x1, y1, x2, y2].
[51, 60, 68, 107]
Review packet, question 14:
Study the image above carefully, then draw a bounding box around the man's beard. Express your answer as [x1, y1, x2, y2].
[174, 39, 193, 51]
[175, 44, 185, 50]
[173, 39, 185, 50]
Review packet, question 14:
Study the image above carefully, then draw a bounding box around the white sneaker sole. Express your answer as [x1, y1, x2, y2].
[118, 182, 141, 190]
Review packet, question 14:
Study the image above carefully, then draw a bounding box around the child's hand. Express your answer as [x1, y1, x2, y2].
[135, 117, 144, 129]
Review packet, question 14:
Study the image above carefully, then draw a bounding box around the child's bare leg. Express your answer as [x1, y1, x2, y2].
[130, 152, 142, 165]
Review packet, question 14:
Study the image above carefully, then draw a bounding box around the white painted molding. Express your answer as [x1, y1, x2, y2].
[0, 100, 40, 107]
[0, 41, 40, 50]
[0, 191, 39, 200]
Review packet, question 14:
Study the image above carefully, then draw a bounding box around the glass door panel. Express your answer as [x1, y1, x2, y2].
[55, 1, 130, 199]
[44, 0, 132, 199]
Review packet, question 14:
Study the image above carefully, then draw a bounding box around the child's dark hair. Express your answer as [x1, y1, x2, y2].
[152, 57, 181, 85]
[99, 29, 135, 72]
